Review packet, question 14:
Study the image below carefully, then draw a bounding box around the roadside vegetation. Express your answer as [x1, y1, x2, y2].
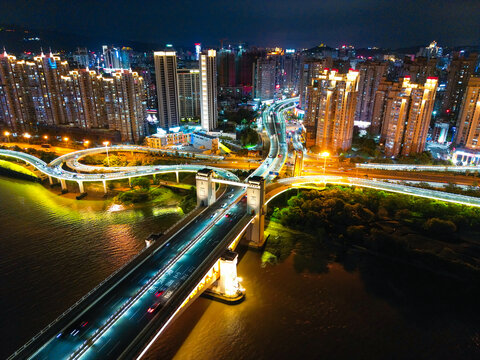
[113, 176, 197, 214]
[0, 158, 38, 181]
[266, 186, 480, 283]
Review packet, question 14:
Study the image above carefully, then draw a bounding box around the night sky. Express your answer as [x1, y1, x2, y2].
[2, 0, 479, 48]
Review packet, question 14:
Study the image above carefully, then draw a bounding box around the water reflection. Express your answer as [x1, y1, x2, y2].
[0, 176, 183, 359]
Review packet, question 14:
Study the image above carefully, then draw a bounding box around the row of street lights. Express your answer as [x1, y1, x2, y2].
[3, 131, 109, 150]
[3, 130, 111, 166]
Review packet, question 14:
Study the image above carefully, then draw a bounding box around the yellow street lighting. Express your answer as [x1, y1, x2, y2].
[103, 141, 110, 166]
[43, 135, 49, 140]
[83, 140, 90, 147]
[63, 137, 69, 142]
[320, 151, 330, 175]
[4, 131, 10, 142]
[23, 132, 31, 144]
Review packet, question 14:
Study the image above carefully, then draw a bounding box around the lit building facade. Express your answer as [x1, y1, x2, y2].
[304, 69, 359, 151]
[254, 57, 276, 100]
[455, 76, 480, 149]
[154, 51, 181, 130]
[441, 53, 478, 121]
[0, 50, 147, 143]
[199, 50, 218, 131]
[381, 77, 438, 157]
[177, 69, 200, 120]
[354, 61, 387, 127]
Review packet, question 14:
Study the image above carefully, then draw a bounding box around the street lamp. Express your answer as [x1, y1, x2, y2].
[43, 135, 49, 142]
[103, 141, 110, 167]
[320, 151, 330, 175]
[4, 131, 10, 143]
[83, 140, 90, 147]
[24, 132, 31, 144]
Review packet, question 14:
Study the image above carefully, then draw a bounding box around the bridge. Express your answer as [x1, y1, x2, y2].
[6, 94, 480, 359]
[6, 98, 295, 359]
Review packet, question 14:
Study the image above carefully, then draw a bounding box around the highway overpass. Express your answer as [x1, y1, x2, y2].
[6, 98, 296, 360]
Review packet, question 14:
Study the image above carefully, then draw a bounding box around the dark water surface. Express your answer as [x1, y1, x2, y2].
[1, 176, 479, 359]
[0, 176, 182, 358]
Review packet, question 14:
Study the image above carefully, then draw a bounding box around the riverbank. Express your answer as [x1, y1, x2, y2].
[266, 186, 480, 287]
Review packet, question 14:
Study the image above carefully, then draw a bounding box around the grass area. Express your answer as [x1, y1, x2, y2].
[114, 185, 197, 214]
[0, 159, 37, 178]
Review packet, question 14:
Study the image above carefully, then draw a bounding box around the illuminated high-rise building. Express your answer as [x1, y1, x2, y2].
[371, 79, 401, 135]
[105, 70, 146, 143]
[441, 53, 478, 121]
[0, 50, 69, 132]
[154, 51, 181, 130]
[304, 69, 359, 151]
[195, 43, 201, 61]
[254, 57, 276, 100]
[380, 77, 438, 157]
[354, 61, 387, 127]
[455, 76, 480, 149]
[402, 56, 437, 84]
[199, 49, 218, 131]
[177, 69, 200, 120]
[298, 58, 332, 108]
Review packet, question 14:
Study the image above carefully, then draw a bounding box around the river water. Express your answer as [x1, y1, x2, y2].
[1, 176, 479, 359]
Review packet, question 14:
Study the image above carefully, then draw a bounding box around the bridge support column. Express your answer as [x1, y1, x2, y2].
[102, 180, 107, 194]
[128, 177, 132, 187]
[245, 176, 266, 248]
[175, 170, 179, 183]
[77, 181, 84, 193]
[48, 176, 53, 185]
[205, 250, 245, 304]
[196, 168, 216, 206]
[60, 179, 67, 192]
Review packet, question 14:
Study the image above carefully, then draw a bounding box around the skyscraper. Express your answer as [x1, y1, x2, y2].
[298, 58, 332, 108]
[402, 56, 437, 84]
[0, 50, 146, 143]
[154, 51, 181, 130]
[455, 76, 480, 148]
[441, 53, 478, 121]
[254, 57, 276, 100]
[217, 49, 236, 87]
[380, 77, 438, 157]
[354, 61, 387, 127]
[199, 49, 218, 131]
[177, 69, 200, 120]
[0, 50, 69, 132]
[304, 69, 359, 151]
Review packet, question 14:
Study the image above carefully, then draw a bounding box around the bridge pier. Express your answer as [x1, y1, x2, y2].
[60, 179, 67, 192]
[245, 176, 266, 248]
[77, 181, 84, 193]
[102, 180, 107, 194]
[175, 170, 179, 183]
[196, 169, 216, 206]
[205, 250, 245, 303]
[128, 177, 132, 187]
[48, 176, 53, 185]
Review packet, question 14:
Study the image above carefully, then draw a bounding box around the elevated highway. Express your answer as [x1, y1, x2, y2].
[7, 98, 297, 360]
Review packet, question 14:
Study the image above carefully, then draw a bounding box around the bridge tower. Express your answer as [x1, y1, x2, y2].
[196, 168, 216, 206]
[246, 176, 266, 247]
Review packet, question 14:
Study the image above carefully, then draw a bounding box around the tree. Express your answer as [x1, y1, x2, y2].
[131, 177, 151, 190]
